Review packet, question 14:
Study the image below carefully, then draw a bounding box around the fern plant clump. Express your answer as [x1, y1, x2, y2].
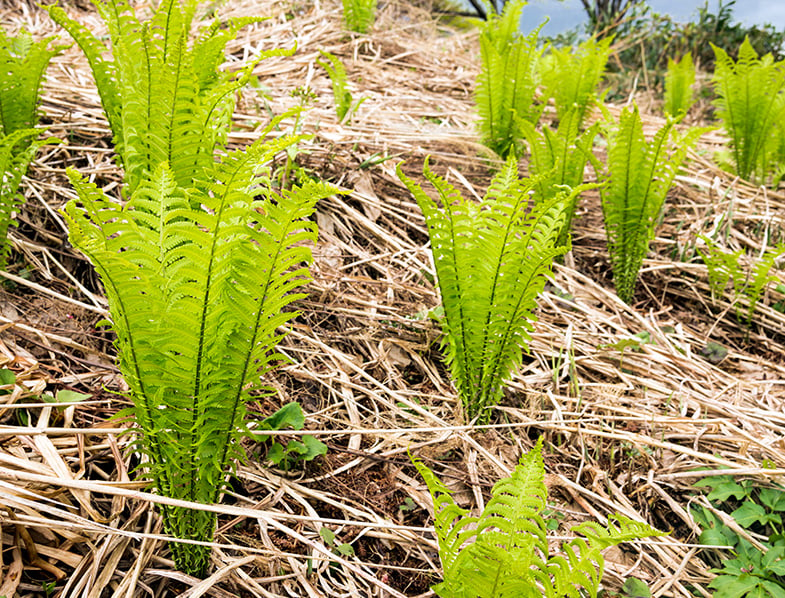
[597, 104, 708, 303]
[342, 0, 377, 34]
[0, 28, 63, 266]
[476, 0, 545, 158]
[398, 157, 585, 421]
[412, 438, 664, 597]
[540, 36, 613, 127]
[663, 52, 696, 118]
[64, 132, 337, 575]
[46, 0, 288, 196]
[711, 37, 785, 184]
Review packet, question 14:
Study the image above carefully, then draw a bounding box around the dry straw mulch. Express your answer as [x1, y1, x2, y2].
[1, 0, 785, 596]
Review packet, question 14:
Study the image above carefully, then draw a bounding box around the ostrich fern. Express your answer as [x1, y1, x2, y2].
[598, 105, 708, 303]
[398, 157, 578, 421]
[412, 438, 664, 597]
[46, 0, 290, 195]
[64, 133, 337, 576]
[0, 28, 63, 265]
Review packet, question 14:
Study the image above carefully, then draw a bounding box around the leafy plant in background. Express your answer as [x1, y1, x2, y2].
[64, 133, 337, 576]
[540, 35, 613, 127]
[519, 108, 600, 247]
[698, 236, 785, 325]
[398, 157, 583, 421]
[411, 437, 664, 597]
[476, 0, 545, 158]
[596, 104, 708, 304]
[342, 0, 377, 34]
[317, 51, 365, 123]
[0, 28, 63, 266]
[46, 0, 291, 195]
[692, 475, 785, 598]
[711, 37, 785, 184]
[663, 53, 695, 118]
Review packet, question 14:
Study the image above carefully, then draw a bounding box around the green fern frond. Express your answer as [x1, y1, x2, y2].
[317, 51, 356, 122]
[711, 37, 785, 183]
[398, 157, 567, 421]
[341, 0, 377, 34]
[540, 36, 612, 126]
[663, 53, 696, 118]
[598, 104, 709, 303]
[412, 438, 664, 598]
[64, 139, 337, 575]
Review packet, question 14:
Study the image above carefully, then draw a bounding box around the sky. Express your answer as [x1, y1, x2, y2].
[514, 0, 785, 36]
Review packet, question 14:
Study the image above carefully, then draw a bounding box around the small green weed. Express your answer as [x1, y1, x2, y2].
[256, 402, 327, 471]
[692, 475, 785, 597]
[317, 51, 366, 123]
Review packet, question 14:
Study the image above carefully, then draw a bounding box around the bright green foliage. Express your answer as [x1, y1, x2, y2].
[692, 476, 785, 598]
[46, 0, 289, 196]
[0, 28, 63, 266]
[476, 0, 545, 158]
[398, 157, 578, 421]
[341, 0, 377, 34]
[256, 402, 327, 470]
[519, 108, 600, 247]
[317, 51, 365, 123]
[540, 36, 612, 127]
[597, 104, 708, 304]
[711, 37, 785, 183]
[698, 237, 785, 325]
[412, 438, 664, 597]
[663, 53, 696, 118]
[63, 134, 337, 576]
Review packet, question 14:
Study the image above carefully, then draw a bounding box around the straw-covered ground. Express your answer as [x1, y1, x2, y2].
[1, 0, 785, 596]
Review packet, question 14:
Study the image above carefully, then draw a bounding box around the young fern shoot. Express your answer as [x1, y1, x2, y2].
[711, 37, 785, 184]
[597, 104, 708, 304]
[411, 438, 664, 597]
[476, 0, 545, 158]
[663, 53, 696, 118]
[342, 0, 377, 33]
[0, 28, 63, 266]
[540, 36, 612, 127]
[46, 0, 290, 195]
[519, 108, 600, 247]
[64, 134, 338, 576]
[398, 157, 579, 421]
[317, 51, 365, 123]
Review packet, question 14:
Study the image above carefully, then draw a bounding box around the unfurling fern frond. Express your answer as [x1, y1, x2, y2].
[476, 0, 545, 158]
[412, 438, 664, 598]
[597, 104, 709, 304]
[46, 0, 283, 195]
[520, 108, 601, 247]
[341, 0, 377, 34]
[540, 35, 612, 127]
[663, 53, 696, 118]
[64, 139, 338, 576]
[0, 28, 63, 266]
[711, 37, 785, 184]
[398, 156, 571, 421]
